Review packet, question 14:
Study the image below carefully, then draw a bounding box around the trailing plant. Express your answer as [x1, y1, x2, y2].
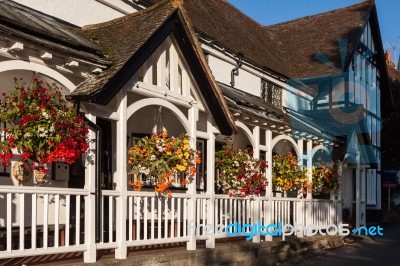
[312, 158, 340, 196]
[215, 146, 268, 197]
[128, 130, 200, 197]
[0, 78, 89, 181]
[272, 152, 309, 192]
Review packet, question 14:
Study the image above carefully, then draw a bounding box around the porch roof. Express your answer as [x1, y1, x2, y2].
[71, 0, 237, 135]
[294, 105, 378, 168]
[218, 82, 291, 131]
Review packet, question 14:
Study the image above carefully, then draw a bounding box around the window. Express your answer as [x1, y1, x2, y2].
[261, 79, 282, 108]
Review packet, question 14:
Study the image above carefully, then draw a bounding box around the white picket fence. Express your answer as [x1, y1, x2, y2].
[0, 186, 342, 262]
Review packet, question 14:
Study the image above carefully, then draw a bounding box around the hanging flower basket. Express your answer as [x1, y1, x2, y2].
[128, 130, 200, 198]
[311, 158, 340, 196]
[0, 78, 89, 182]
[215, 146, 268, 197]
[272, 152, 309, 192]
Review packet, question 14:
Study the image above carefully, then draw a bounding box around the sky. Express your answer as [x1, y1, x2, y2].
[228, 0, 400, 66]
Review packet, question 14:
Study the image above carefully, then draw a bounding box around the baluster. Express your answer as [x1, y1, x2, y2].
[43, 194, 49, 249]
[54, 194, 60, 248]
[151, 197, 155, 240]
[143, 197, 148, 240]
[128, 196, 133, 241]
[32, 194, 37, 250]
[65, 195, 70, 247]
[177, 198, 181, 238]
[75, 195, 81, 245]
[19, 193, 25, 251]
[109, 196, 113, 242]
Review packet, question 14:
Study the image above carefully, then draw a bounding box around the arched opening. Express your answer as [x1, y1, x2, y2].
[128, 105, 186, 139]
[272, 139, 297, 156]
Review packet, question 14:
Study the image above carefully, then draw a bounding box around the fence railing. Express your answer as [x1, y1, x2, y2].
[0, 186, 88, 258]
[0, 187, 342, 262]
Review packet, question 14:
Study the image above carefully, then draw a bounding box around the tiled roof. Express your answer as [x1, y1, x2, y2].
[72, 0, 237, 135]
[266, 0, 374, 78]
[72, 0, 176, 97]
[218, 82, 289, 126]
[145, 0, 374, 79]
[0, 0, 106, 64]
[387, 66, 400, 81]
[145, 0, 290, 77]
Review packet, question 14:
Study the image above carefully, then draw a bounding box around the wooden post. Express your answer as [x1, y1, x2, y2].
[186, 106, 198, 250]
[264, 130, 273, 241]
[355, 156, 361, 229]
[84, 114, 97, 263]
[252, 126, 261, 243]
[206, 118, 216, 248]
[306, 141, 313, 226]
[115, 88, 128, 259]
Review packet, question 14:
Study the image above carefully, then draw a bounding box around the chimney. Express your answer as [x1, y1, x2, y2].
[385, 50, 392, 62]
[386, 50, 395, 68]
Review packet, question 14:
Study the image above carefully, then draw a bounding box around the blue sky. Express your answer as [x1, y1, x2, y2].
[228, 0, 400, 66]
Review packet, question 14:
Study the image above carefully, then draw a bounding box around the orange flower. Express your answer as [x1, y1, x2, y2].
[195, 156, 201, 164]
[181, 178, 188, 186]
[128, 178, 143, 191]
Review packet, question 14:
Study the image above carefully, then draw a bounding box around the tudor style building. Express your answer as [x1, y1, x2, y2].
[0, 0, 391, 263]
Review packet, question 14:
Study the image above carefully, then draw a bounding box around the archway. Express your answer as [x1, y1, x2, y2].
[272, 135, 299, 157]
[127, 98, 190, 135]
[0, 60, 75, 91]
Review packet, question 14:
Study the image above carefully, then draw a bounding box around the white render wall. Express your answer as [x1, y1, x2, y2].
[13, 0, 139, 26]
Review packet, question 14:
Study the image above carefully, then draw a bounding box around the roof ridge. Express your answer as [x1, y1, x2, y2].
[265, 0, 373, 29]
[82, 0, 173, 30]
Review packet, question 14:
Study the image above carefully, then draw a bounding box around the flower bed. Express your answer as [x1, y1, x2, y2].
[215, 146, 268, 197]
[0, 78, 89, 183]
[128, 131, 200, 197]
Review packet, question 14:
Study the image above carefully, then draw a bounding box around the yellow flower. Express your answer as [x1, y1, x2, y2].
[176, 164, 186, 171]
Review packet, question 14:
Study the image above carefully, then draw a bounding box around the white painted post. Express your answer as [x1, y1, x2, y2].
[206, 118, 216, 248]
[84, 114, 97, 263]
[169, 43, 177, 93]
[158, 43, 166, 89]
[337, 161, 343, 225]
[187, 106, 198, 250]
[296, 139, 304, 236]
[355, 155, 361, 228]
[376, 169, 382, 209]
[252, 126, 260, 243]
[361, 168, 366, 225]
[143, 57, 153, 85]
[306, 141, 313, 227]
[115, 88, 128, 259]
[264, 130, 273, 241]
